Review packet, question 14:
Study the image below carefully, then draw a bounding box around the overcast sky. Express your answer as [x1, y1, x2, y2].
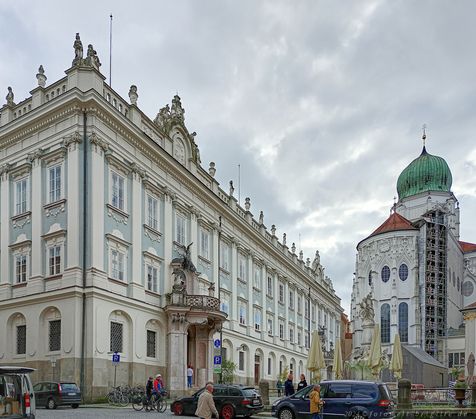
[2, 1, 476, 314]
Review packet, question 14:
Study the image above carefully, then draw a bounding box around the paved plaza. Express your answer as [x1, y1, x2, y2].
[36, 406, 195, 419]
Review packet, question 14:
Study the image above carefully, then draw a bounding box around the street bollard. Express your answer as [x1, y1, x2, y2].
[397, 378, 412, 410]
[259, 380, 270, 406]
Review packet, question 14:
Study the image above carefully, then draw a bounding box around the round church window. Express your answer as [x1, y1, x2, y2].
[381, 266, 390, 283]
[399, 264, 408, 281]
[463, 281, 474, 297]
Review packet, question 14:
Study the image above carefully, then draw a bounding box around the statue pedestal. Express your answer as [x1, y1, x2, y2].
[362, 322, 374, 347]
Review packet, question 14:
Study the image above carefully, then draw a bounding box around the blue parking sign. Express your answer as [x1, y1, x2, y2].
[112, 353, 120, 363]
[214, 355, 222, 365]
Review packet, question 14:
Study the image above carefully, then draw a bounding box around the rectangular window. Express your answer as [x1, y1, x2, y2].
[111, 172, 125, 211]
[239, 305, 246, 325]
[297, 296, 302, 314]
[289, 291, 294, 310]
[111, 250, 125, 281]
[49, 245, 61, 276]
[16, 325, 26, 355]
[254, 268, 261, 289]
[15, 178, 28, 215]
[279, 283, 284, 303]
[460, 352, 465, 366]
[200, 229, 209, 259]
[146, 330, 156, 358]
[220, 294, 229, 314]
[267, 276, 273, 297]
[147, 195, 158, 230]
[254, 309, 261, 331]
[48, 320, 61, 352]
[176, 213, 186, 245]
[267, 318, 273, 336]
[297, 331, 302, 346]
[305, 334, 310, 349]
[311, 305, 316, 321]
[147, 265, 158, 293]
[110, 321, 123, 353]
[238, 256, 246, 281]
[267, 357, 272, 375]
[449, 353, 454, 368]
[289, 327, 294, 343]
[279, 323, 284, 340]
[239, 351, 244, 371]
[305, 300, 310, 318]
[49, 165, 61, 203]
[15, 255, 27, 283]
[220, 242, 229, 271]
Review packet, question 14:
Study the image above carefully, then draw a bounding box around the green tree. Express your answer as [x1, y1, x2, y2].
[222, 359, 237, 384]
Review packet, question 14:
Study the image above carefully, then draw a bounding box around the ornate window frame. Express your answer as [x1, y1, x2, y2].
[106, 232, 130, 282]
[42, 226, 66, 278]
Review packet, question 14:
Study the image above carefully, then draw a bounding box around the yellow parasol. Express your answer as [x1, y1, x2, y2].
[333, 338, 343, 379]
[390, 333, 403, 380]
[368, 324, 382, 379]
[307, 330, 326, 382]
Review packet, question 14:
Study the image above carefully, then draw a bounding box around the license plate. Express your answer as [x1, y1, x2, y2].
[68, 393, 76, 396]
[252, 399, 260, 405]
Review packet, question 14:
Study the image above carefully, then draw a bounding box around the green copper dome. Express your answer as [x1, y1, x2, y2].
[397, 146, 452, 200]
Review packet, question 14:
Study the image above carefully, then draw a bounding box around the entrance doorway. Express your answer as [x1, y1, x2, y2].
[254, 355, 261, 385]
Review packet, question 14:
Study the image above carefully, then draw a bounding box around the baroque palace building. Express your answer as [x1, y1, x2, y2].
[351, 135, 476, 382]
[0, 35, 343, 399]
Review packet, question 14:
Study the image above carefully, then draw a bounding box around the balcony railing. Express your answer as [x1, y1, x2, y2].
[185, 294, 220, 311]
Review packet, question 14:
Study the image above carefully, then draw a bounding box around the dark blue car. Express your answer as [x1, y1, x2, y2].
[271, 380, 394, 419]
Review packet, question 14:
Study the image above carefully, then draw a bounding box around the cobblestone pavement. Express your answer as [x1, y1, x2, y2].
[36, 406, 195, 418]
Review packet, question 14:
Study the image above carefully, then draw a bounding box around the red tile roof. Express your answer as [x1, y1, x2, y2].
[459, 241, 476, 253]
[463, 301, 476, 310]
[369, 212, 417, 237]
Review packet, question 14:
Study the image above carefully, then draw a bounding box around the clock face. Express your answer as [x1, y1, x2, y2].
[174, 140, 185, 164]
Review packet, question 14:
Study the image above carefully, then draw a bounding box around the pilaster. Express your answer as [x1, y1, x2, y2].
[231, 240, 238, 320]
[212, 227, 219, 295]
[89, 132, 107, 277]
[163, 190, 174, 293]
[189, 209, 198, 271]
[0, 165, 11, 299]
[28, 151, 44, 294]
[284, 281, 289, 340]
[247, 253, 253, 332]
[129, 165, 145, 299]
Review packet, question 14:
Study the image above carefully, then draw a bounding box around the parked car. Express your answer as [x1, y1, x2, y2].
[32, 381, 81, 409]
[171, 384, 264, 419]
[272, 380, 394, 419]
[0, 366, 36, 418]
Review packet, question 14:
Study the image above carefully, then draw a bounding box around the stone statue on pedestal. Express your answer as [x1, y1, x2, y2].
[358, 293, 375, 325]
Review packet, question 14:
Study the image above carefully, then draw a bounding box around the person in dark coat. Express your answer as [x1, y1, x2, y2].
[284, 373, 295, 396]
[297, 374, 308, 391]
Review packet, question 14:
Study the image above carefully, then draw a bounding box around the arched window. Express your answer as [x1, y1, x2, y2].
[380, 304, 390, 343]
[381, 266, 390, 283]
[398, 302, 408, 343]
[399, 264, 408, 281]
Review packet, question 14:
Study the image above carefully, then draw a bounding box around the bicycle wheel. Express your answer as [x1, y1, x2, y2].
[158, 398, 167, 413]
[131, 394, 145, 411]
[118, 392, 129, 407]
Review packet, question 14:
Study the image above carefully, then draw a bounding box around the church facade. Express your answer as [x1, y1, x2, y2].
[351, 138, 476, 377]
[0, 35, 343, 399]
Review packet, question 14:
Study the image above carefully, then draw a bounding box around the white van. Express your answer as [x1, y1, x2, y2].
[0, 367, 36, 418]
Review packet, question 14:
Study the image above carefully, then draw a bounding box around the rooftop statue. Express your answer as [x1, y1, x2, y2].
[86, 44, 101, 69]
[171, 95, 185, 121]
[72, 33, 83, 66]
[259, 211, 264, 225]
[5, 87, 14, 106]
[311, 250, 321, 273]
[229, 180, 235, 197]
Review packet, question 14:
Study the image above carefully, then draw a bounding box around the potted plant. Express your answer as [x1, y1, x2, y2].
[454, 377, 467, 407]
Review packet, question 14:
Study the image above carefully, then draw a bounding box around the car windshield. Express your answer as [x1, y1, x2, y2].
[60, 383, 79, 391]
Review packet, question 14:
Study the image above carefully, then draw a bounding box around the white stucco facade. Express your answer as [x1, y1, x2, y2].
[0, 35, 343, 399]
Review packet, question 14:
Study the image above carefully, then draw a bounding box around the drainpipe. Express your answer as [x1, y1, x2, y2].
[79, 112, 88, 399]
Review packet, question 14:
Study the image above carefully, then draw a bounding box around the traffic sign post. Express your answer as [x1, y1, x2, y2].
[213, 355, 222, 374]
[112, 352, 120, 387]
[214, 339, 221, 349]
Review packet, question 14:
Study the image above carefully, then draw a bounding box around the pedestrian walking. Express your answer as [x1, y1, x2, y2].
[187, 364, 194, 388]
[309, 384, 324, 419]
[284, 373, 295, 396]
[195, 381, 219, 419]
[276, 379, 283, 397]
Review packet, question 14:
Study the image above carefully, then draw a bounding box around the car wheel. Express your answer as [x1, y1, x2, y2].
[351, 413, 367, 419]
[221, 403, 235, 419]
[72, 404, 79, 409]
[47, 398, 57, 409]
[173, 402, 184, 415]
[278, 407, 295, 419]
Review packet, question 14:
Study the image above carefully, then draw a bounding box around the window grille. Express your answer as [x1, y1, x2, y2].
[16, 255, 27, 283]
[239, 351, 244, 371]
[380, 304, 390, 343]
[110, 321, 123, 353]
[146, 330, 156, 358]
[49, 320, 61, 352]
[112, 172, 124, 210]
[49, 165, 61, 203]
[147, 195, 158, 230]
[49, 246, 61, 276]
[381, 265, 390, 283]
[16, 325, 26, 355]
[398, 302, 409, 342]
[399, 264, 408, 281]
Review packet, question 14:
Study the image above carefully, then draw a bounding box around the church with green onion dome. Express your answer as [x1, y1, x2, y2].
[351, 130, 476, 387]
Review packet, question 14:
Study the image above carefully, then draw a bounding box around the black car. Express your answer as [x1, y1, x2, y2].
[171, 384, 264, 419]
[272, 380, 394, 419]
[32, 381, 81, 409]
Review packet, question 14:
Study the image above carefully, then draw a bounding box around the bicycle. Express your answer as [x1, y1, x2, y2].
[132, 390, 167, 412]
